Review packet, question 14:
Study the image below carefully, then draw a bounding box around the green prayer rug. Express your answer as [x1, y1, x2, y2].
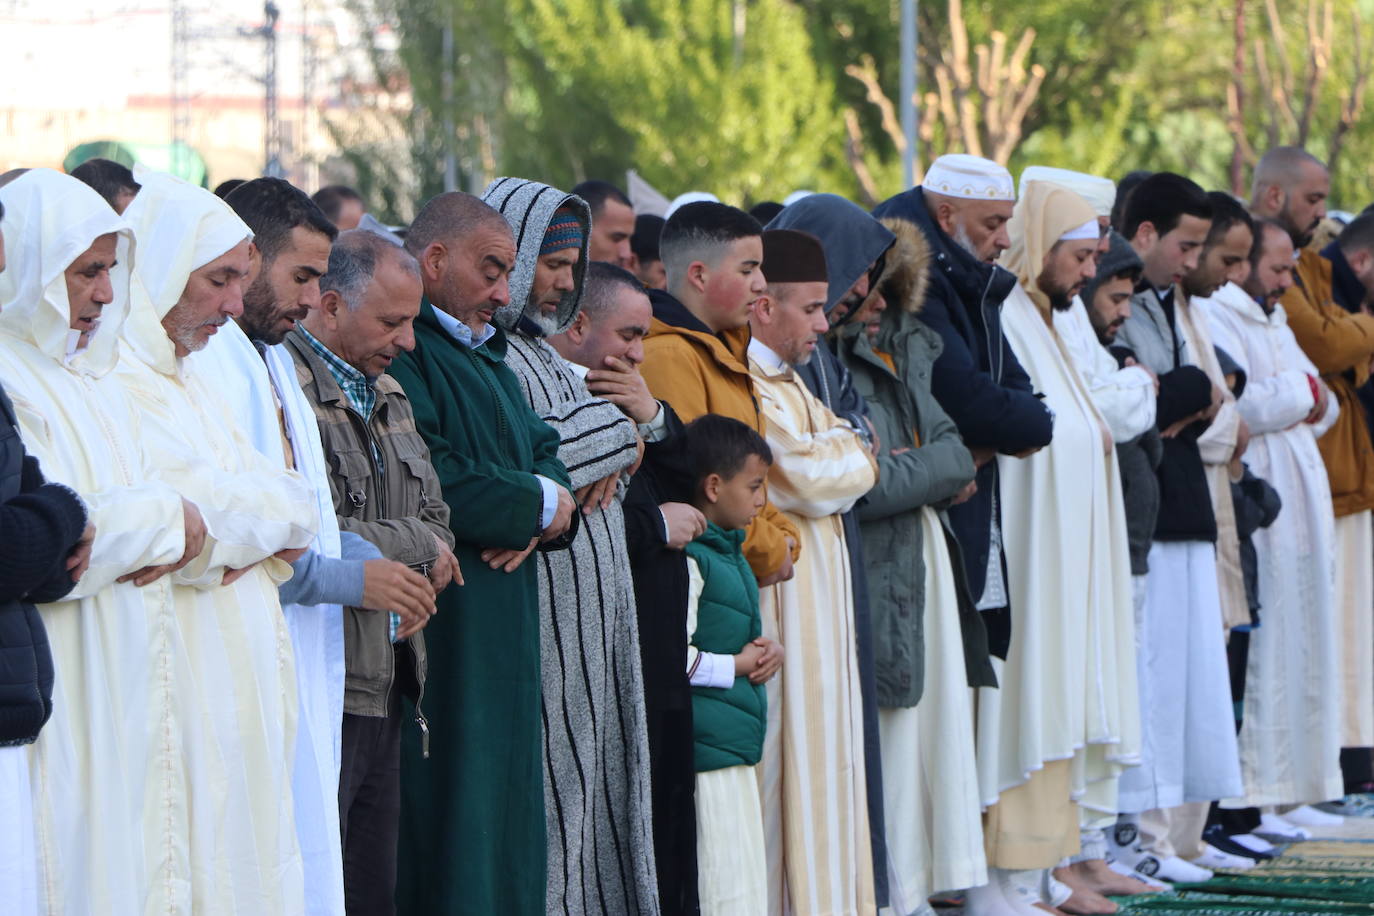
[1113, 839, 1374, 915]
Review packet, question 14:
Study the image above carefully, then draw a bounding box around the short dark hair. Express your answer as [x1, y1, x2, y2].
[660, 202, 762, 289]
[1204, 191, 1254, 248]
[224, 177, 338, 262]
[1337, 212, 1374, 258]
[749, 201, 785, 224]
[312, 184, 364, 223]
[213, 178, 246, 199]
[1110, 170, 1154, 233]
[1250, 217, 1291, 264]
[1122, 172, 1212, 240]
[631, 213, 665, 262]
[580, 261, 647, 321]
[570, 180, 631, 218]
[684, 414, 773, 490]
[69, 158, 140, 210]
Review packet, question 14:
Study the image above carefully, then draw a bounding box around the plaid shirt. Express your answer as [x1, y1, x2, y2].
[298, 324, 377, 420]
[296, 324, 400, 641]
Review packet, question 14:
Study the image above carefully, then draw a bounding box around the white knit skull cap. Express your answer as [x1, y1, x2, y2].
[922, 154, 1015, 202]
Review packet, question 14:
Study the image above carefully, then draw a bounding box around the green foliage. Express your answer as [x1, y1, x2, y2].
[344, 0, 1374, 211]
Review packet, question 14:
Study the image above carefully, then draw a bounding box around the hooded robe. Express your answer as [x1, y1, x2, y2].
[0, 170, 186, 915]
[479, 177, 659, 916]
[1197, 282, 1343, 808]
[7, 168, 318, 913]
[984, 184, 1140, 865]
[117, 169, 324, 915]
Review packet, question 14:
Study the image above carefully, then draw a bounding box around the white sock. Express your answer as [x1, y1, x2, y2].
[1284, 804, 1344, 827]
[1231, 833, 1276, 854]
[1190, 842, 1256, 871]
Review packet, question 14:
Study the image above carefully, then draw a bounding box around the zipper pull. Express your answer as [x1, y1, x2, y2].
[416, 711, 431, 759]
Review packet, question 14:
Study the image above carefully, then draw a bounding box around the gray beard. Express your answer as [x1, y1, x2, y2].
[523, 302, 561, 336]
[951, 223, 980, 260]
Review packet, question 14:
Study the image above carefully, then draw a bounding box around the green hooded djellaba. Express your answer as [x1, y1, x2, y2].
[388, 280, 573, 914]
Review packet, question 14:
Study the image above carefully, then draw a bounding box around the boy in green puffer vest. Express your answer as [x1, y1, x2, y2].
[682, 414, 785, 915]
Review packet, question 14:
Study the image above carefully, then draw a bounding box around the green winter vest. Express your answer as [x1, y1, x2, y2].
[686, 522, 767, 772]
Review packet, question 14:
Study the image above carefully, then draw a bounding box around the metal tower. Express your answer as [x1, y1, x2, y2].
[171, 0, 191, 152]
[263, 1, 282, 177]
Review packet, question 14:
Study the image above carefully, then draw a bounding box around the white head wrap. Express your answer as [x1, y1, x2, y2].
[1019, 166, 1116, 218]
[120, 168, 251, 376]
[664, 190, 721, 220]
[1058, 218, 1102, 242]
[1001, 181, 1098, 310]
[922, 154, 1015, 201]
[0, 169, 133, 377]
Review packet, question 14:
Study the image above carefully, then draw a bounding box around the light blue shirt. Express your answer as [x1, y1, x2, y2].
[431, 304, 559, 530]
[431, 304, 498, 350]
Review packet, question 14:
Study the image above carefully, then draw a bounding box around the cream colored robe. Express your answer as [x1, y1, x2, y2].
[983, 283, 1141, 828]
[118, 169, 318, 915]
[750, 340, 878, 916]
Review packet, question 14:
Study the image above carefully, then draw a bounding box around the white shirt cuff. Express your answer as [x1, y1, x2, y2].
[688, 651, 738, 689]
[638, 401, 669, 443]
[535, 475, 560, 530]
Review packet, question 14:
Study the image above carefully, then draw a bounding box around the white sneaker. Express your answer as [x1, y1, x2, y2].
[1190, 842, 1256, 871]
[1231, 833, 1276, 855]
[1284, 804, 1345, 827]
[1106, 859, 1170, 891]
[1151, 855, 1214, 884]
[1259, 812, 1311, 841]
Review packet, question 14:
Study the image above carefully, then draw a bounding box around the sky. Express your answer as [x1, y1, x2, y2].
[0, 1, 358, 110]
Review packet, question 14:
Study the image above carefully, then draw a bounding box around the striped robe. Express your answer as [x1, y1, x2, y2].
[503, 331, 661, 916]
[749, 342, 879, 916]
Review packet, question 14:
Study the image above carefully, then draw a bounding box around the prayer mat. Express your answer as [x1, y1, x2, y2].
[1113, 839, 1374, 915]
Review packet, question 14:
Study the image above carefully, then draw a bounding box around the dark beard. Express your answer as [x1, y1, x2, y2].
[1048, 290, 1073, 312]
[238, 273, 281, 344]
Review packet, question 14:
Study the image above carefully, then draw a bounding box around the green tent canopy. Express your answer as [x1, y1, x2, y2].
[63, 140, 209, 188]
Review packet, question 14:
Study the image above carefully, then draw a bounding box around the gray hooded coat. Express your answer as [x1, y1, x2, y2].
[481, 177, 659, 916]
[767, 193, 895, 906]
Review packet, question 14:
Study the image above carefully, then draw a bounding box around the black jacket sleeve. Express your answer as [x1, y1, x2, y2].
[1, 457, 86, 605]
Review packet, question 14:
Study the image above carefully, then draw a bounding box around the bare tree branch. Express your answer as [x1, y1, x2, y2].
[843, 107, 880, 207]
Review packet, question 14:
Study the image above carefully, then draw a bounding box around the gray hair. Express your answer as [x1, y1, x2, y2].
[322, 229, 419, 310]
[579, 261, 647, 323]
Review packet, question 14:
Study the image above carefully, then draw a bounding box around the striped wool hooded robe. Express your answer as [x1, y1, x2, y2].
[480, 177, 660, 916]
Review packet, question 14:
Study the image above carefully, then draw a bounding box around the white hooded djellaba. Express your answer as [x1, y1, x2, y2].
[1197, 280, 1343, 809]
[115, 170, 319, 914]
